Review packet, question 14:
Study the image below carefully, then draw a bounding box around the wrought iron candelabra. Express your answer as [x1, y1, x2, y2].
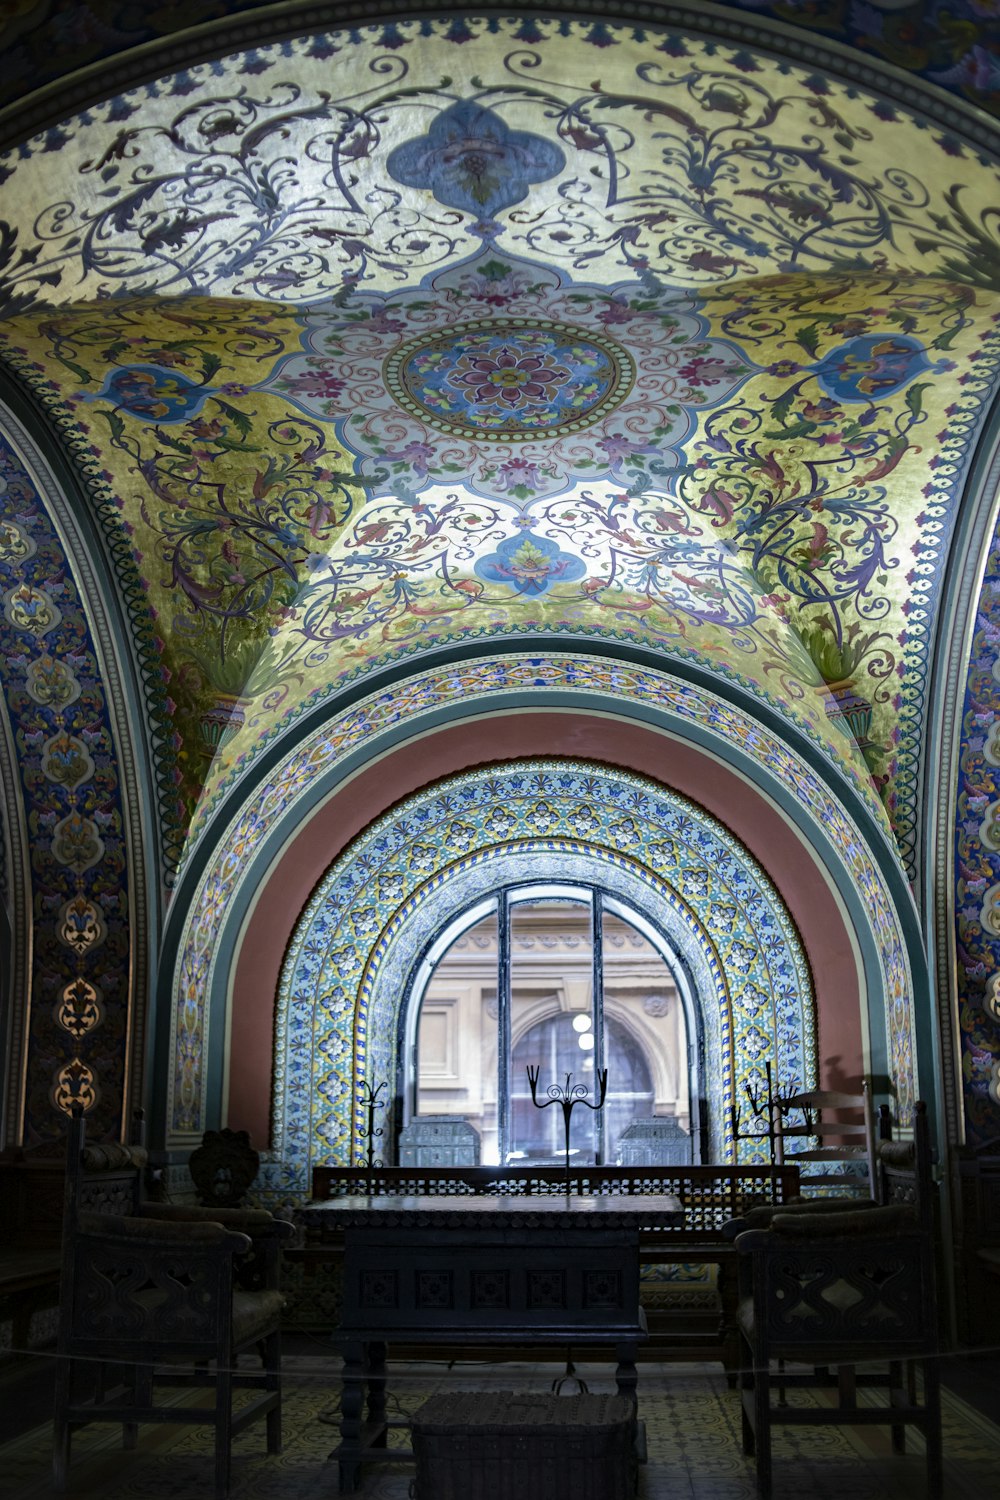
[729, 1060, 794, 1200]
[526, 1064, 608, 1192]
[526, 1064, 609, 1395]
[357, 1079, 386, 1169]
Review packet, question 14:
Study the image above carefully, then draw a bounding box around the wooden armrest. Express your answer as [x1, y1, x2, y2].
[77, 1211, 250, 1253]
[770, 1203, 916, 1237]
[736, 1203, 917, 1247]
[139, 1204, 294, 1236]
[81, 1143, 148, 1171]
[723, 1195, 879, 1238]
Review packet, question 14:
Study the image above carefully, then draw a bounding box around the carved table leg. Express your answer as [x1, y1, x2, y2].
[615, 1340, 639, 1405]
[338, 1336, 367, 1494]
[123, 1362, 151, 1449]
[366, 1340, 388, 1449]
[52, 1355, 72, 1491]
[717, 1257, 740, 1388]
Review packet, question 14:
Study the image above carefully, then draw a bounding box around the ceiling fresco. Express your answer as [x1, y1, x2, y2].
[4, 20, 1000, 310]
[0, 2, 997, 130]
[2, 15, 1000, 882]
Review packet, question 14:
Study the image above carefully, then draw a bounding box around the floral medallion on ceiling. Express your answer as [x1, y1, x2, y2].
[386, 320, 628, 437]
[385, 98, 567, 219]
[261, 264, 754, 512]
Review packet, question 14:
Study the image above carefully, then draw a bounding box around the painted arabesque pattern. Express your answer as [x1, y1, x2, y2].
[4, 21, 1000, 309]
[0, 431, 130, 1141]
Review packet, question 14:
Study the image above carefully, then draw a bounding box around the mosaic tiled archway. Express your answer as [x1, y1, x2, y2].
[168, 652, 916, 1143]
[271, 761, 814, 1195]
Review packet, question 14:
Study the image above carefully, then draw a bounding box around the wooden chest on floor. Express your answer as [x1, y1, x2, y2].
[411, 1390, 637, 1500]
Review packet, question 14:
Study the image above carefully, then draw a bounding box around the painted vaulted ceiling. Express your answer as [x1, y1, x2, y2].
[2, 1, 1000, 1158]
[2, 12, 999, 890]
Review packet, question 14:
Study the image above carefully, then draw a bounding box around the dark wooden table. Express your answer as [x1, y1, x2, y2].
[302, 1192, 684, 1492]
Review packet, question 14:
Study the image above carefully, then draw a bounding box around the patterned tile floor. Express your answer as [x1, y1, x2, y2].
[2, 1351, 999, 1499]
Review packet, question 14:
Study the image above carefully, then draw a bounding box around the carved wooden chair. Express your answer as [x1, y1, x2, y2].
[773, 1079, 878, 1198]
[189, 1127, 261, 1209]
[53, 1107, 293, 1499]
[735, 1100, 941, 1498]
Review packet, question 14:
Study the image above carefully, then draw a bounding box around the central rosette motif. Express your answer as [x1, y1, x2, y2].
[453, 342, 570, 407]
[385, 320, 633, 439]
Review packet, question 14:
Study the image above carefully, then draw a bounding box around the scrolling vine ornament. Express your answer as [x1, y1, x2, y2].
[526, 1064, 608, 1192]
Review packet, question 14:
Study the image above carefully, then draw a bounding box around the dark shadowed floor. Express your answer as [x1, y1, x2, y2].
[2, 1335, 1000, 1500]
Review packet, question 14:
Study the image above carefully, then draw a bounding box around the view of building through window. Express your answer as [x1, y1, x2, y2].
[411, 889, 690, 1166]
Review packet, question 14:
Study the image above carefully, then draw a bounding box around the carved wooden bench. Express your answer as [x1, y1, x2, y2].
[0, 1150, 66, 1356]
[956, 1146, 1000, 1349]
[0, 1130, 150, 1357]
[305, 1162, 801, 1370]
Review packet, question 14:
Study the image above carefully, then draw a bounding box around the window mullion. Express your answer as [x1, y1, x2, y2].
[594, 888, 605, 1165]
[498, 888, 511, 1165]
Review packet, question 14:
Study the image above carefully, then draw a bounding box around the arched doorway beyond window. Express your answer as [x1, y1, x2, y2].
[404, 883, 696, 1166]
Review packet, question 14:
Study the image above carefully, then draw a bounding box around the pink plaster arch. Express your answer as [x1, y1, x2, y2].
[226, 711, 861, 1144]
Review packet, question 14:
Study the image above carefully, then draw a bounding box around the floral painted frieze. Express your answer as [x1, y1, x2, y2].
[0, 5, 998, 140]
[0, 430, 130, 1140]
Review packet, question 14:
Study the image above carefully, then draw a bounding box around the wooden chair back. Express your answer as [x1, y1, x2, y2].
[774, 1080, 877, 1198]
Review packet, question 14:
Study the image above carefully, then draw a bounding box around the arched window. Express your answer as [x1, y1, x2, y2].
[400, 882, 699, 1166]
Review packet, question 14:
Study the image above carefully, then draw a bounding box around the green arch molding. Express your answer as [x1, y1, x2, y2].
[920, 397, 1000, 1152]
[949, 444, 1000, 1150]
[160, 649, 926, 1146]
[271, 762, 816, 1196]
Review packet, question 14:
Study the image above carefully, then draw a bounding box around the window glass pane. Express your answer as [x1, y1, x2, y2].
[508, 897, 597, 1165]
[409, 889, 694, 1169]
[601, 909, 689, 1163]
[415, 909, 498, 1163]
